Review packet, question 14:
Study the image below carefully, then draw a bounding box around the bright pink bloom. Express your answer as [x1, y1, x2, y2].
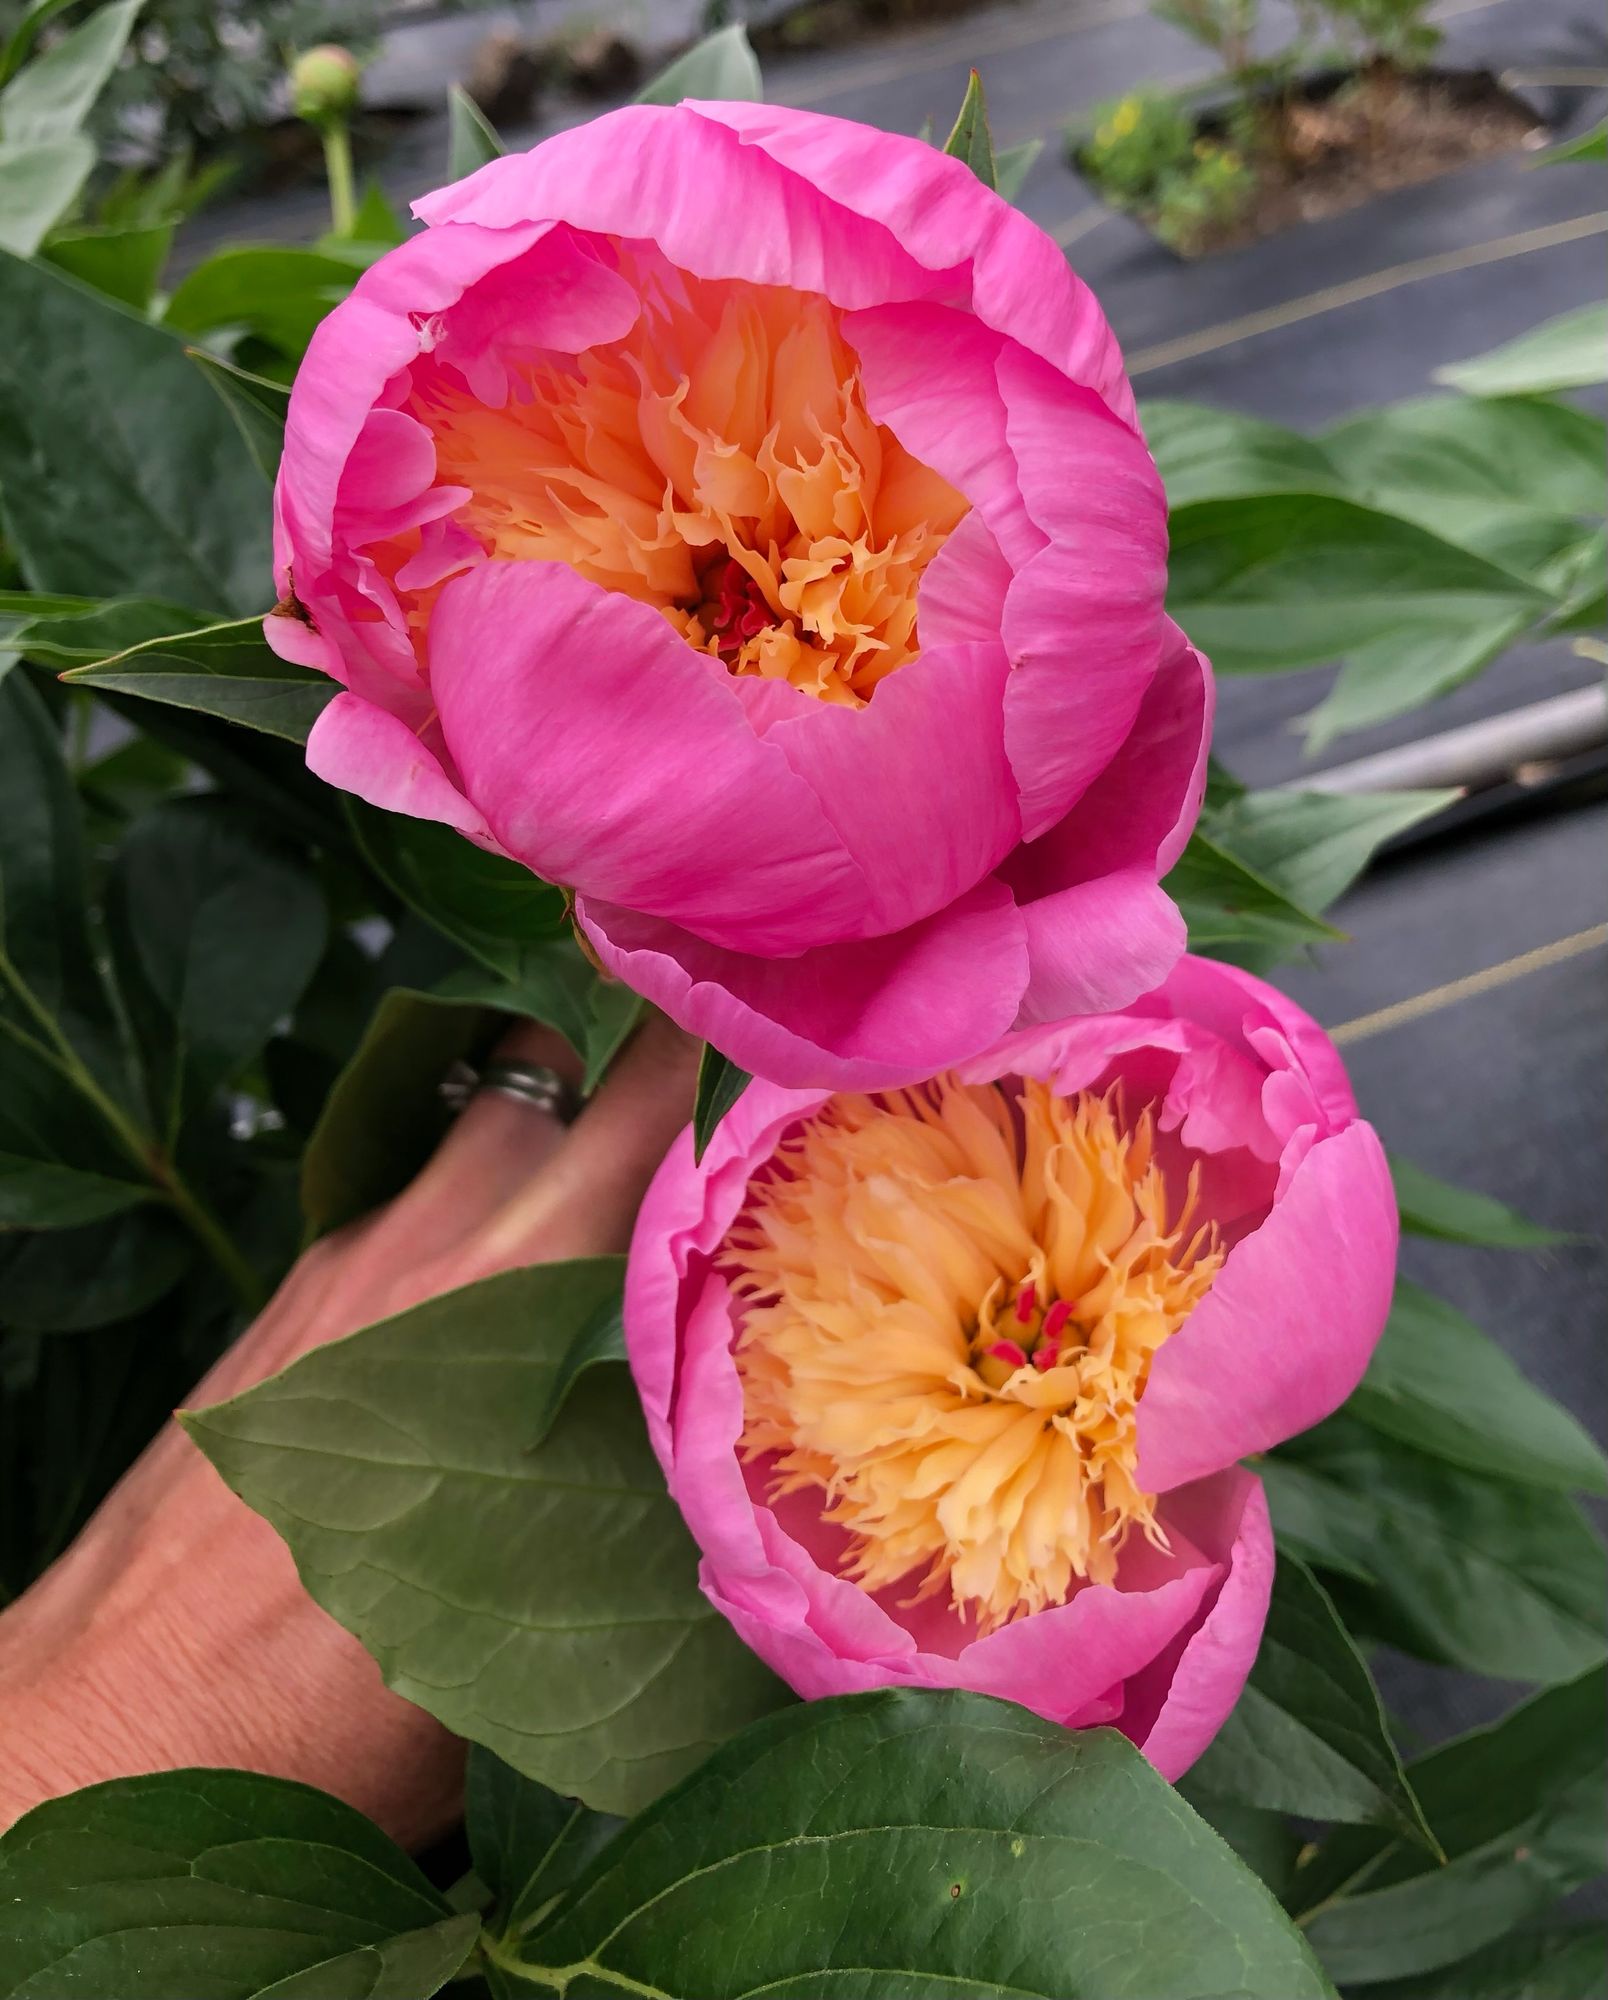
[267, 100, 1207, 1087]
[623, 957, 1395, 1776]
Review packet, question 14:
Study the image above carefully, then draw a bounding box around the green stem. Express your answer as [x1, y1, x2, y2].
[0, 953, 267, 1317]
[322, 118, 356, 236]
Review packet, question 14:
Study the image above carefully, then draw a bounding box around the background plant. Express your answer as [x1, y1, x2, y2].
[0, 27, 1601, 2000]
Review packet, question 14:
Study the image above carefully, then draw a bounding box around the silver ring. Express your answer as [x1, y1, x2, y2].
[439, 1058, 579, 1122]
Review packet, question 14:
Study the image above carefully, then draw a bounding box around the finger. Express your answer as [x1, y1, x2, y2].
[468, 1009, 700, 1269]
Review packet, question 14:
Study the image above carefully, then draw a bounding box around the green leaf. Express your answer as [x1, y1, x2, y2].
[1186, 1556, 1436, 1845]
[188, 349, 288, 483]
[994, 135, 1043, 200]
[1347, 1280, 1608, 1495]
[1293, 1668, 1607, 1985]
[530, 1283, 625, 1445]
[1537, 118, 1608, 165]
[163, 245, 363, 359]
[692, 1043, 751, 1162]
[107, 797, 327, 1143]
[465, 1748, 621, 1936]
[349, 800, 568, 979]
[446, 82, 503, 180]
[636, 23, 762, 105]
[335, 179, 406, 250]
[1164, 828, 1342, 969]
[183, 1263, 789, 1814]
[1202, 788, 1454, 916]
[40, 220, 173, 309]
[0, 1154, 151, 1229]
[0, 1767, 476, 2000]
[1167, 492, 1545, 681]
[9, 593, 209, 665]
[942, 70, 997, 188]
[0, 1206, 193, 1331]
[1390, 1154, 1570, 1248]
[0, 670, 123, 1088]
[62, 615, 335, 742]
[1263, 1415, 1606, 1682]
[0, 0, 78, 89]
[1298, 604, 1535, 750]
[0, 0, 141, 142]
[1322, 395, 1605, 563]
[1362, 1925, 1608, 2000]
[1435, 304, 1608, 396]
[1144, 400, 1343, 509]
[486, 1691, 1335, 1998]
[0, 254, 271, 613]
[0, 133, 92, 256]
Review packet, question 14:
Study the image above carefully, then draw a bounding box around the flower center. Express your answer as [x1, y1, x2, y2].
[725, 1076, 1224, 1635]
[385, 251, 968, 705]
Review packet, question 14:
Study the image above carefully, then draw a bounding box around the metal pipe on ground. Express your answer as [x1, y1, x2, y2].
[1290, 685, 1608, 796]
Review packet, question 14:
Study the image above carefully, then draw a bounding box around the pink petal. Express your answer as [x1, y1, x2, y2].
[761, 640, 1020, 935]
[997, 345, 1169, 839]
[1135, 1121, 1398, 1492]
[427, 561, 868, 955]
[916, 509, 1013, 649]
[1012, 868, 1187, 1025]
[681, 101, 1139, 426]
[305, 691, 491, 840]
[576, 876, 1030, 1090]
[1119, 1468, 1275, 1779]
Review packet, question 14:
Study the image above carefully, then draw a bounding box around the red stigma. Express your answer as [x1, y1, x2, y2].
[987, 1340, 1029, 1371]
[1041, 1299, 1073, 1344]
[1014, 1281, 1037, 1324]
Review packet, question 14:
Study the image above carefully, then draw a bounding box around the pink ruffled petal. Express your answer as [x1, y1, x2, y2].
[305, 691, 491, 840]
[576, 876, 1030, 1091]
[428, 561, 868, 955]
[680, 102, 1138, 426]
[1135, 1120, 1398, 1493]
[1119, 1468, 1274, 1780]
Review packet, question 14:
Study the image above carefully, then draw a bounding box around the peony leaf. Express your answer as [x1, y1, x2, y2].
[446, 82, 503, 181]
[484, 1691, 1336, 1999]
[0, 1768, 477, 2000]
[1435, 304, 1608, 397]
[994, 135, 1042, 200]
[40, 220, 173, 310]
[1263, 1414, 1607, 1683]
[183, 1264, 790, 1814]
[61, 615, 334, 743]
[0, 1154, 152, 1229]
[1357, 1924, 1607, 2000]
[692, 1043, 751, 1162]
[0, 253, 270, 613]
[1289, 1667, 1607, 1986]
[1390, 1154, 1572, 1248]
[187, 349, 288, 483]
[465, 1747, 622, 1936]
[1185, 1556, 1437, 1847]
[1200, 788, 1454, 917]
[0, 0, 142, 143]
[942, 69, 997, 189]
[0, 134, 93, 255]
[1164, 828, 1342, 969]
[1144, 399, 1343, 508]
[635, 23, 761, 106]
[1347, 1280, 1608, 1495]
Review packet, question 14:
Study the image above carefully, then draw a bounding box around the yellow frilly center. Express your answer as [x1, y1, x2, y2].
[725, 1077, 1224, 1635]
[397, 256, 967, 705]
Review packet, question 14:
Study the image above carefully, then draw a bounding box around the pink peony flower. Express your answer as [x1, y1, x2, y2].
[623, 957, 1396, 1776]
[267, 100, 1208, 1087]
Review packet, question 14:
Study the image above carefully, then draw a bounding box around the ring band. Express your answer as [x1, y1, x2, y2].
[440, 1058, 579, 1123]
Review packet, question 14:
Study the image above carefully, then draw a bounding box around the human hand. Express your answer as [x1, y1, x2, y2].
[0, 1012, 699, 1849]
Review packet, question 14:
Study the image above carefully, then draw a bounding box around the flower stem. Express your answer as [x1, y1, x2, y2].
[322, 119, 356, 237]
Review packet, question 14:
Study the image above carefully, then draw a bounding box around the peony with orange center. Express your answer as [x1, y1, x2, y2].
[725, 1074, 1223, 1635]
[375, 254, 968, 706]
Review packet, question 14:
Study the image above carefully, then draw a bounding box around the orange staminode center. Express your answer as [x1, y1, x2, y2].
[726, 1077, 1224, 1634]
[400, 256, 968, 704]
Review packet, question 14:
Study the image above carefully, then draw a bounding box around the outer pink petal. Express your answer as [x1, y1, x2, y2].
[916, 509, 1013, 649]
[680, 102, 1138, 427]
[1120, 1469, 1274, 1780]
[1162, 956, 1360, 1134]
[997, 345, 1169, 839]
[428, 561, 867, 954]
[414, 104, 948, 313]
[1011, 868, 1187, 1026]
[305, 691, 490, 839]
[760, 640, 1020, 935]
[576, 877, 1030, 1091]
[1135, 1120, 1397, 1493]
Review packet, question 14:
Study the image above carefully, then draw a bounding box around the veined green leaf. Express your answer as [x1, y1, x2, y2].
[635, 23, 761, 105]
[1435, 304, 1608, 397]
[692, 1043, 751, 1162]
[1390, 1154, 1571, 1247]
[943, 69, 997, 188]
